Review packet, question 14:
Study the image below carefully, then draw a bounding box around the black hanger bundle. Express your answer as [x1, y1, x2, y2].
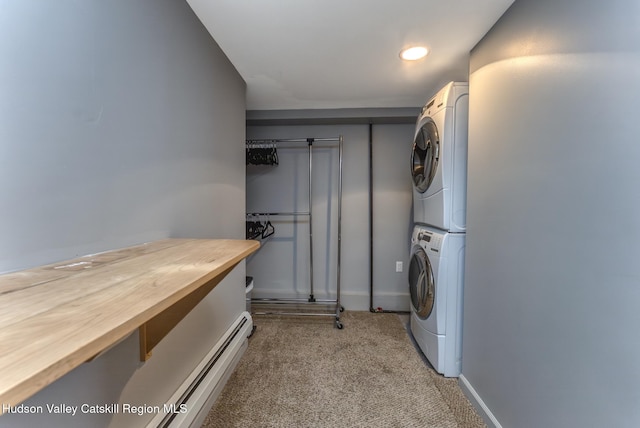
[246, 141, 279, 166]
[246, 215, 275, 240]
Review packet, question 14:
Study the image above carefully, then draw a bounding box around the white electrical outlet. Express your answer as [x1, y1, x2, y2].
[395, 261, 403, 272]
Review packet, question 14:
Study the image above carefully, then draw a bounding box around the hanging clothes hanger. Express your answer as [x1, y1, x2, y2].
[270, 142, 279, 165]
[246, 214, 263, 240]
[246, 141, 279, 166]
[261, 217, 275, 239]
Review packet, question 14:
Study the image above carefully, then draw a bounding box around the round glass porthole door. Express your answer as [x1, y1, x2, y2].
[411, 120, 440, 193]
[408, 246, 435, 319]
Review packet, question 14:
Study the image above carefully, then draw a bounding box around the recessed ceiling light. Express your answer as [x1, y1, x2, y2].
[399, 46, 429, 61]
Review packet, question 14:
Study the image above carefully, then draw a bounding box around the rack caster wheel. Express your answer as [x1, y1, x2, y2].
[335, 321, 344, 329]
[339, 305, 345, 312]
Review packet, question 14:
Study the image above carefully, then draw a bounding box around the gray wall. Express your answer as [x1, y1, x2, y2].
[0, 1, 246, 427]
[246, 123, 414, 311]
[461, 0, 640, 427]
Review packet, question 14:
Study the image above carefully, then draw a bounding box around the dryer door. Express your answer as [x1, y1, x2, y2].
[411, 120, 440, 193]
[408, 245, 435, 319]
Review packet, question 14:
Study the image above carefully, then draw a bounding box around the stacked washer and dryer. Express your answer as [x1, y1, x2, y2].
[408, 82, 468, 377]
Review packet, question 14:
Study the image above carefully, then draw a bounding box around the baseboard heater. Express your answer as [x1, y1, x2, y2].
[146, 312, 253, 428]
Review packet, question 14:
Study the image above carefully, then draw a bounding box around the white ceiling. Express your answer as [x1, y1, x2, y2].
[186, 0, 514, 111]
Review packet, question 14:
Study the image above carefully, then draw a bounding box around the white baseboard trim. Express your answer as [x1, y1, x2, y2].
[458, 374, 503, 428]
[251, 288, 409, 312]
[146, 312, 253, 428]
[369, 291, 411, 312]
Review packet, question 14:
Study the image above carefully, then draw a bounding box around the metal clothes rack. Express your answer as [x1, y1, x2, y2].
[246, 136, 344, 329]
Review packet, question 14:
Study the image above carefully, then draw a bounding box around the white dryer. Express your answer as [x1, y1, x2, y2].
[408, 224, 465, 377]
[411, 82, 469, 232]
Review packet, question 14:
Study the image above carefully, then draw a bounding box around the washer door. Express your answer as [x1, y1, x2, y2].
[411, 119, 440, 194]
[408, 245, 435, 319]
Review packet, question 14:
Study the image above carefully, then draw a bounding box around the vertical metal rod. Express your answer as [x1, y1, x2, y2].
[369, 123, 374, 311]
[307, 139, 315, 302]
[336, 135, 344, 318]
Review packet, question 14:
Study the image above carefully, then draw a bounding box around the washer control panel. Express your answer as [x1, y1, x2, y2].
[413, 227, 443, 253]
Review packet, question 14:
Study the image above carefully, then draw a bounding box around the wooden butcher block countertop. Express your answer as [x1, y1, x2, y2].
[0, 238, 259, 412]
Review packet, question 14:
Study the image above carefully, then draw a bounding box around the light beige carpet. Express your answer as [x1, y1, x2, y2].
[202, 311, 485, 428]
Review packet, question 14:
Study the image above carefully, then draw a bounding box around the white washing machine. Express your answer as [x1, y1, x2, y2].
[411, 82, 469, 232]
[408, 224, 465, 377]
